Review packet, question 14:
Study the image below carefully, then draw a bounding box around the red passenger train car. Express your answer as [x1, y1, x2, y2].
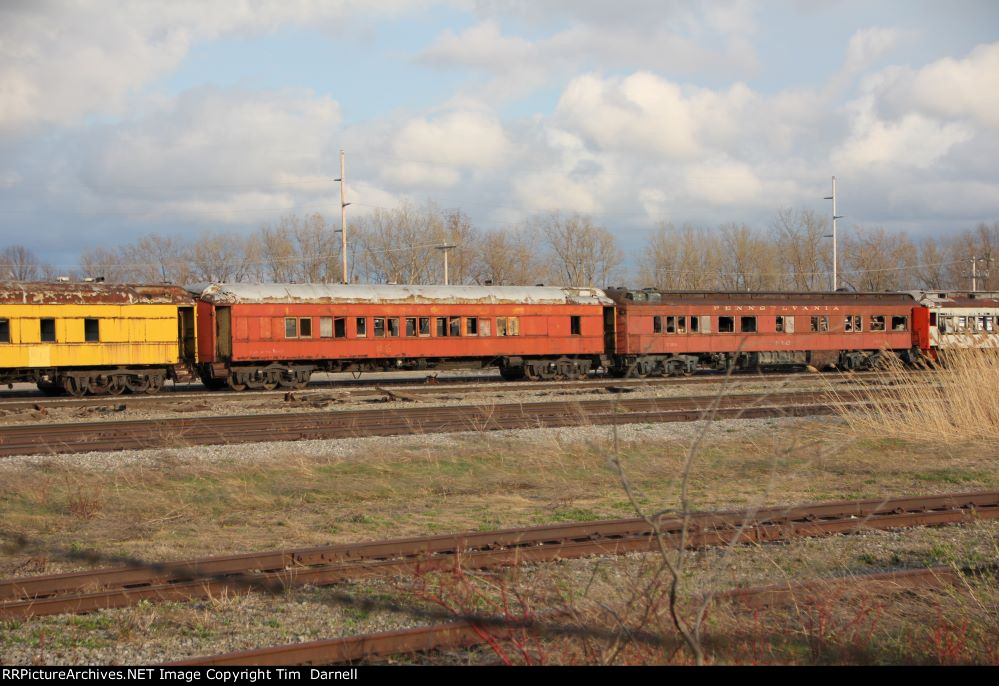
[603, 289, 918, 376]
[193, 283, 612, 390]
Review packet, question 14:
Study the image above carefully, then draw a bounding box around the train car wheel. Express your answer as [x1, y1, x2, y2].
[145, 375, 165, 394]
[125, 376, 151, 394]
[227, 376, 247, 392]
[62, 376, 87, 397]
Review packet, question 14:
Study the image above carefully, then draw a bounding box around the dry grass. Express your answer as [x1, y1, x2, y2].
[1, 416, 997, 575]
[833, 346, 999, 441]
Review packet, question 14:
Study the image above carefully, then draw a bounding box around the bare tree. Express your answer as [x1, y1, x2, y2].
[841, 226, 918, 291]
[541, 213, 622, 287]
[79, 247, 127, 282]
[474, 227, 548, 285]
[0, 245, 40, 280]
[772, 208, 829, 291]
[717, 223, 779, 291]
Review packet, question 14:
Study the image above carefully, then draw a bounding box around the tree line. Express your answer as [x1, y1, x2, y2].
[2, 205, 998, 291]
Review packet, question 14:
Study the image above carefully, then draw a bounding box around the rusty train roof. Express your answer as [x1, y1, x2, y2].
[906, 290, 999, 307]
[192, 283, 613, 306]
[604, 288, 917, 306]
[0, 281, 194, 305]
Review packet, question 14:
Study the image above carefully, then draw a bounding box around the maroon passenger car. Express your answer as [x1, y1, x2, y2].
[604, 289, 918, 376]
[193, 283, 612, 390]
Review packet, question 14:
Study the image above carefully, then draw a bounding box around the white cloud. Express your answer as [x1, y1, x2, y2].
[0, 0, 428, 136]
[874, 42, 999, 130]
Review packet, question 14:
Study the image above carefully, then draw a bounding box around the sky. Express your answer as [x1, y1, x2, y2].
[1, 0, 998, 271]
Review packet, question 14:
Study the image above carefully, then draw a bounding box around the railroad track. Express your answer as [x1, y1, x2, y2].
[0, 388, 874, 457]
[170, 564, 997, 666]
[0, 369, 861, 413]
[2, 490, 996, 621]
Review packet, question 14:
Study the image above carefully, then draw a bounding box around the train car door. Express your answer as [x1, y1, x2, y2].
[178, 306, 197, 363]
[603, 306, 616, 355]
[215, 306, 232, 360]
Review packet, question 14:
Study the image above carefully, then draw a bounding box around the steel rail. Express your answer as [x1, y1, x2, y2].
[2, 491, 996, 620]
[0, 389, 880, 457]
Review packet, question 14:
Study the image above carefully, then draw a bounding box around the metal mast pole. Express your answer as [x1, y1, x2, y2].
[824, 176, 843, 291]
[436, 244, 456, 285]
[334, 150, 350, 284]
[972, 257, 977, 292]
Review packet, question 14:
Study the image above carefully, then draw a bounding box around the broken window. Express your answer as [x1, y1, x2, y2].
[419, 317, 430, 336]
[0, 318, 8, 343]
[405, 317, 417, 337]
[40, 318, 56, 342]
[320, 317, 333, 338]
[356, 317, 367, 337]
[677, 316, 686, 334]
[653, 316, 662, 334]
[718, 316, 734, 333]
[870, 315, 886, 332]
[690, 316, 699, 333]
[496, 317, 506, 336]
[374, 317, 386, 337]
[437, 317, 448, 336]
[570, 316, 581, 336]
[285, 318, 297, 338]
[387, 318, 399, 337]
[299, 318, 312, 338]
[776, 315, 785, 333]
[810, 316, 829, 332]
[449, 316, 461, 337]
[666, 316, 676, 334]
[84, 319, 100, 342]
[740, 316, 757, 333]
[466, 317, 478, 336]
[892, 315, 908, 331]
[334, 317, 346, 338]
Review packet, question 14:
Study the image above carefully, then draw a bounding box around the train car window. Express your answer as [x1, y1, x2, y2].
[937, 316, 946, 333]
[699, 316, 711, 333]
[406, 317, 417, 337]
[334, 317, 346, 338]
[509, 317, 520, 336]
[320, 317, 333, 338]
[449, 316, 461, 337]
[570, 316, 581, 336]
[776, 316, 785, 333]
[740, 316, 757, 333]
[690, 316, 699, 333]
[870, 315, 886, 331]
[466, 317, 478, 336]
[285, 318, 297, 338]
[988, 318, 995, 332]
[718, 316, 734, 333]
[387, 318, 399, 337]
[666, 316, 676, 334]
[958, 316, 967, 331]
[481, 318, 492, 336]
[419, 317, 431, 336]
[437, 317, 448, 336]
[892, 316, 908, 331]
[810, 316, 829, 332]
[299, 318, 312, 338]
[40, 318, 56, 342]
[496, 318, 507, 336]
[356, 317, 367, 338]
[0, 318, 9, 343]
[653, 316, 662, 334]
[374, 318, 386, 337]
[977, 316, 988, 332]
[844, 316, 853, 332]
[84, 319, 100, 342]
[677, 316, 686, 334]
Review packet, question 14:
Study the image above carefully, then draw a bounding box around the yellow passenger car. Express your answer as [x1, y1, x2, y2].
[0, 282, 197, 395]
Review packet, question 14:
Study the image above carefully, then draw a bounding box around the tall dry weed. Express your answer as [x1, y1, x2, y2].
[832, 346, 999, 441]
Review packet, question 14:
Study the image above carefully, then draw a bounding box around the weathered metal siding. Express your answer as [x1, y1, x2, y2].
[225, 302, 605, 363]
[614, 296, 914, 356]
[0, 281, 192, 305]
[0, 304, 182, 368]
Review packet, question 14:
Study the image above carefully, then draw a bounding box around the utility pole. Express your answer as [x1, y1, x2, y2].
[436, 243, 456, 285]
[334, 150, 351, 284]
[824, 176, 844, 291]
[972, 256, 977, 292]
